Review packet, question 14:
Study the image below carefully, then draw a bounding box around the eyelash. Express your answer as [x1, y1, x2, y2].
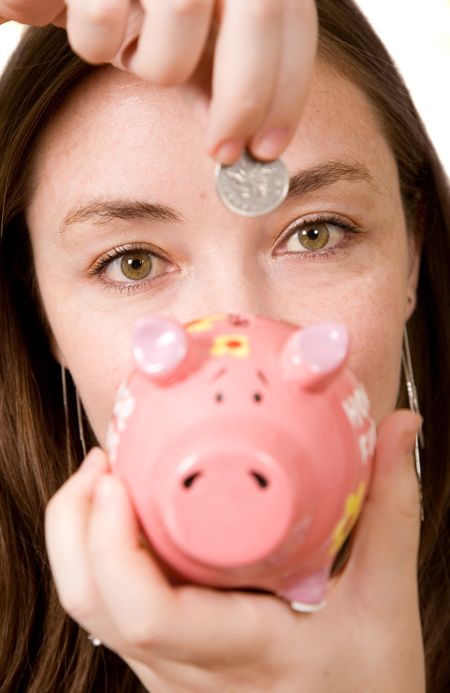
[88, 214, 361, 294]
[88, 242, 170, 295]
[277, 213, 360, 260]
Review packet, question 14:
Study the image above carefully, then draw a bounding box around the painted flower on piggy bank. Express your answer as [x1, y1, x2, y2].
[108, 314, 376, 612]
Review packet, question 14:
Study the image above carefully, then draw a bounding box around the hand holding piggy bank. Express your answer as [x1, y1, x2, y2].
[107, 314, 376, 612]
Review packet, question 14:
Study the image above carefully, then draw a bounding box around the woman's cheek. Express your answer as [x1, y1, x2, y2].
[346, 308, 404, 424]
[69, 337, 133, 447]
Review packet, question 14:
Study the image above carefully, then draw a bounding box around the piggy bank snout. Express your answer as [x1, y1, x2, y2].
[162, 452, 296, 568]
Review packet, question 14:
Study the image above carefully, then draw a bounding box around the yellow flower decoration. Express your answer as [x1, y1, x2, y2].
[328, 481, 366, 557]
[210, 334, 250, 358]
[186, 314, 226, 333]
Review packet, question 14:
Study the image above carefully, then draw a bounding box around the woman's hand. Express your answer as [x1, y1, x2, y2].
[0, 1, 318, 163]
[45, 410, 425, 693]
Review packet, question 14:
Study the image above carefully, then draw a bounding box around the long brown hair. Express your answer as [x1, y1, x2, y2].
[0, 2, 449, 691]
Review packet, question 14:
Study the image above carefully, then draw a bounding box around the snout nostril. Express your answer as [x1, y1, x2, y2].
[183, 472, 202, 489]
[250, 470, 269, 489]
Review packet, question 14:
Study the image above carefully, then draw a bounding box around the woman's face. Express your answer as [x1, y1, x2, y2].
[27, 63, 419, 445]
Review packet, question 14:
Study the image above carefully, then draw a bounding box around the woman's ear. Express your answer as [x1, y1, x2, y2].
[405, 236, 421, 320]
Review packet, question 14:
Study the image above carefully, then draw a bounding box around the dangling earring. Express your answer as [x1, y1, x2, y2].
[61, 365, 88, 461]
[402, 324, 424, 522]
[76, 389, 88, 459]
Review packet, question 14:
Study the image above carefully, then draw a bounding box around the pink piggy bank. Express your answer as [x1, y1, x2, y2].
[107, 314, 376, 612]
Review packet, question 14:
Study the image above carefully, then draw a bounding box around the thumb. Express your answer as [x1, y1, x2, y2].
[341, 409, 423, 606]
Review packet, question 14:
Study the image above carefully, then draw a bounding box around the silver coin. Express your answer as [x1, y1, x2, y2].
[215, 150, 289, 217]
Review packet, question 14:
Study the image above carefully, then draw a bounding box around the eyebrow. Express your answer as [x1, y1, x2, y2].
[286, 160, 375, 198]
[60, 200, 183, 234]
[59, 160, 375, 235]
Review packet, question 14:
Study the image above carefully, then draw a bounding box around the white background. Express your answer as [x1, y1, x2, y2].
[1, 1, 449, 173]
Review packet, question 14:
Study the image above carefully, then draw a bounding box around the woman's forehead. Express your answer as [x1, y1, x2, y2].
[29, 61, 400, 220]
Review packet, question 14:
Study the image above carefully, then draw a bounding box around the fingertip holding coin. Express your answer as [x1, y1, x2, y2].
[215, 150, 290, 217]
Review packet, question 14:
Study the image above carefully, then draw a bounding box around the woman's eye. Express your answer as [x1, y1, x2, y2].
[282, 219, 354, 255]
[92, 246, 170, 286]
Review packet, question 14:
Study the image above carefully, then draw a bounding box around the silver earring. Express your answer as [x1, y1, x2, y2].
[61, 365, 88, 460]
[87, 633, 102, 647]
[402, 325, 424, 521]
[75, 389, 88, 458]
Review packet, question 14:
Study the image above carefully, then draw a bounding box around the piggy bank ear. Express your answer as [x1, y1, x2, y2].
[280, 322, 350, 390]
[133, 315, 192, 383]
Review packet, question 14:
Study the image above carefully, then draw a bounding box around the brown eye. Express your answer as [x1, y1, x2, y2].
[120, 251, 153, 280]
[298, 223, 330, 251]
[280, 217, 359, 259]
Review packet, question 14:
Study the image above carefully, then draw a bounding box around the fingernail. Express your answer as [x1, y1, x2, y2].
[251, 127, 290, 161]
[211, 138, 245, 164]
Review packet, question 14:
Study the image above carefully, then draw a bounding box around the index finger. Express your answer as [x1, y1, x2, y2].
[206, 0, 318, 162]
